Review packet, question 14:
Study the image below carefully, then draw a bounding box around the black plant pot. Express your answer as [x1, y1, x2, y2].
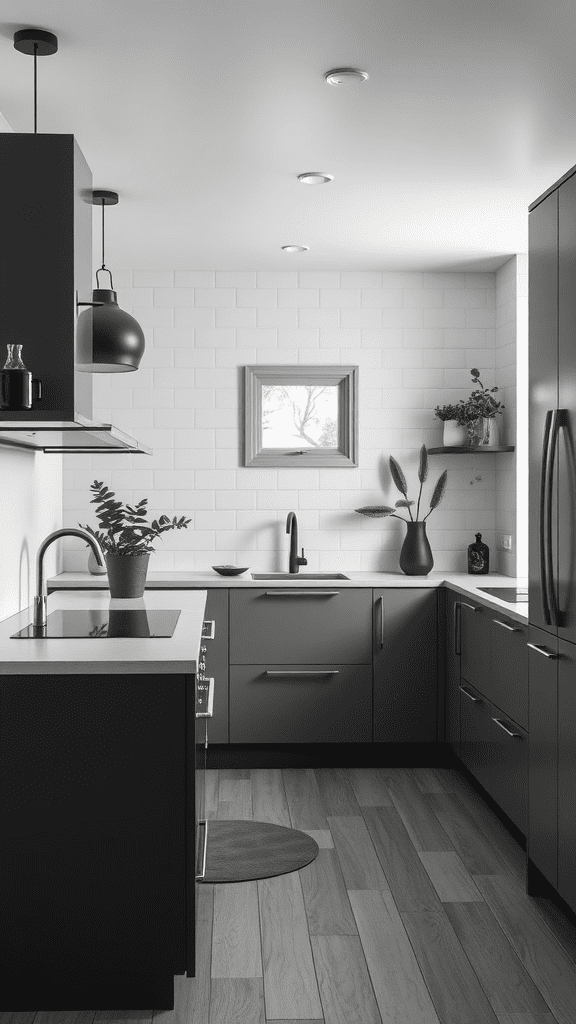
[399, 521, 434, 576]
[105, 553, 150, 598]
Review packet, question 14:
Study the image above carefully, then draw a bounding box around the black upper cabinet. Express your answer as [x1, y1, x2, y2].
[528, 189, 559, 635]
[0, 135, 93, 422]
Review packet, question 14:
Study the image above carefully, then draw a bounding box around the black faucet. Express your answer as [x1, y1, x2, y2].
[286, 512, 307, 574]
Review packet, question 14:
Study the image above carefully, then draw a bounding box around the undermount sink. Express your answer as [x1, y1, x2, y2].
[251, 572, 350, 580]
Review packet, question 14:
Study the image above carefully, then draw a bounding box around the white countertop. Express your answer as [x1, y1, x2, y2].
[48, 570, 529, 624]
[0, 589, 207, 675]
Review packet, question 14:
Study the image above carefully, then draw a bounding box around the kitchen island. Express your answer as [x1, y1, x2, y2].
[0, 589, 207, 1011]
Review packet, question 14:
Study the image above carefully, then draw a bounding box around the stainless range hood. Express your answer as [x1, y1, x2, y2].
[0, 134, 150, 454]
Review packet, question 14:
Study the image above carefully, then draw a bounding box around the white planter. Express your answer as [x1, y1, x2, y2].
[471, 416, 500, 446]
[442, 420, 469, 446]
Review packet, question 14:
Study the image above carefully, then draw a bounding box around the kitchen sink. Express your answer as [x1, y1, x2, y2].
[477, 586, 528, 603]
[251, 572, 350, 580]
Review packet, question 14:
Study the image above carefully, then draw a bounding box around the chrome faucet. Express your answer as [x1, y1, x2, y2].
[286, 512, 307, 574]
[33, 528, 105, 636]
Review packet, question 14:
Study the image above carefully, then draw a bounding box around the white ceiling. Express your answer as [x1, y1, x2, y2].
[1, 0, 575, 271]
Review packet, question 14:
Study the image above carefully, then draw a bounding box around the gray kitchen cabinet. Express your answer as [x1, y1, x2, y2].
[229, 663, 372, 743]
[460, 679, 528, 834]
[558, 637, 576, 914]
[373, 589, 438, 742]
[482, 610, 529, 731]
[528, 624, 559, 889]
[444, 588, 461, 752]
[200, 589, 228, 744]
[229, 587, 372, 665]
[460, 598, 491, 694]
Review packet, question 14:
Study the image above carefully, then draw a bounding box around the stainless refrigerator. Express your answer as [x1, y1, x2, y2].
[528, 168, 576, 912]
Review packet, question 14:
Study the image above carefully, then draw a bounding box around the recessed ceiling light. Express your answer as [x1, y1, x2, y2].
[297, 172, 333, 185]
[282, 245, 309, 253]
[324, 67, 368, 86]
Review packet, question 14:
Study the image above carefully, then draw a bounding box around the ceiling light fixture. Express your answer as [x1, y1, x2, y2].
[79, 190, 145, 372]
[13, 28, 58, 133]
[297, 172, 333, 185]
[324, 67, 368, 86]
[282, 245, 309, 253]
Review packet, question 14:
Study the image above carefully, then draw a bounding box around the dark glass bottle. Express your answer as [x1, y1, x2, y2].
[467, 532, 489, 574]
[0, 344, 42, 410]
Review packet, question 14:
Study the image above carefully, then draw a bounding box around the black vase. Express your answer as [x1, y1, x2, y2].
[399, 521, 434, 576]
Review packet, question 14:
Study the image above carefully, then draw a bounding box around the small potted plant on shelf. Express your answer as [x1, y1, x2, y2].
[79, 480, 191, 598]
[464, 368, 504, 446]
[355, 446, 448, 576]
[433, 402, 472, 446]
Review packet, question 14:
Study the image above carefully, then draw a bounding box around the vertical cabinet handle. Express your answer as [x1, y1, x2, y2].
[202, 620, 216, 640]
[377, 595, 384, 649]
[453, 600, 461, 656]
[539, 410, 553, 625]
[195, 819, 208, 881]
[546, 409, 561, 627]
[196, 677, 214, 718]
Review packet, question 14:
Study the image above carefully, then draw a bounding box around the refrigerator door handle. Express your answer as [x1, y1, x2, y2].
[546, 409, 561, 627]
[540, 410, 553, 625]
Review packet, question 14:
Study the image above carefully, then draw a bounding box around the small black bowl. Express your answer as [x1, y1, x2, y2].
[212, 565, 249, 576]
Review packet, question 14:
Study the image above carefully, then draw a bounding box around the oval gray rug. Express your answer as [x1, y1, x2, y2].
[201, 819, 319, 883]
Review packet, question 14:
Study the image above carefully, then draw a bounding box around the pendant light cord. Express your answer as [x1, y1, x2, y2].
[96, 198, 114, 290]
[33, 43, 37, 133]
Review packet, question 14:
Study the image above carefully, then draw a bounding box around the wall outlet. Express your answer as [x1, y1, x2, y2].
[499, 533, 513, 551]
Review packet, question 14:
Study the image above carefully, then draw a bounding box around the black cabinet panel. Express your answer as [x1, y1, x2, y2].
[445, 589, 461, 752]
[230, 588, 372, 665]
[529, 190, 559, 634]
[528, 625, 559, 888]
[229, 663, 372, 743]
[460, 599, 491, 693]
[558, 637, 576, 914]
[484, 612, 528, 731]
[374, 589, 437, 742]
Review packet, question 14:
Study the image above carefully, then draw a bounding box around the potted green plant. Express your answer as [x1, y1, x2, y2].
[355, 446, 448, 575]
[464, 368, 504, 445]
[79, 480, 191, 598]
[433, 402, 472, 447]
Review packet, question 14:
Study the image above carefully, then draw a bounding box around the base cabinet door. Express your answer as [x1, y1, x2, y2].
[445, 589, 461, 752]
[558, 637, 576, 913]
[528, 625, 559, 889]
[200, 590, 228, 743]
[460, 680, 528, 834]
[229, 664, 372, 743]
[485, 612, 529, 731]
[460, 599, 491, 694]
[374, 589, 437, 742]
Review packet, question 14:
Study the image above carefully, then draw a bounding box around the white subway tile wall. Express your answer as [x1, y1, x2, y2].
[62, 270, 507, 573]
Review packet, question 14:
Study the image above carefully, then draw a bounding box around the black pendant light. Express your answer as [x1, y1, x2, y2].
[13, 28, 58, 132]
[81, 190, 145, 373]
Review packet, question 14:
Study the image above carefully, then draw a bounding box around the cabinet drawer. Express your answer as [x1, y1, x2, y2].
[460, 681, 528, 834]
[201, 590, 229, 744]
[229, 664, 372, 743]
[460, 599, 491, 693]
[229, 588, 372, 665]
[485, 613, 528, 731]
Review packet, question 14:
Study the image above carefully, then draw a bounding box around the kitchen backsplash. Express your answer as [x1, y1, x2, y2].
[61, 267, 514, 574]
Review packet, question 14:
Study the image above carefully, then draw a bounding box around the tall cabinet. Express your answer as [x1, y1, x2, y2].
[528, 168, 576, 914]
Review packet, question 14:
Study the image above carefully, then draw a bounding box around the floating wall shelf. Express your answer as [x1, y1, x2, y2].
[427, 445, 515, 454]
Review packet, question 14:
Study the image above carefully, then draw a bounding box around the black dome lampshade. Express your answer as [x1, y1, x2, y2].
[79, 190, 145, 373]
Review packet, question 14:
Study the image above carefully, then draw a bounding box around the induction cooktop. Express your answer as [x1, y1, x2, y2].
[11, 608, 181, 639]
[477, 587, 528, 603]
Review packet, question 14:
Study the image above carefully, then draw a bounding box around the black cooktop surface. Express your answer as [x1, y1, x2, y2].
[477, 587, 528, 603]
[11, 608, 181, 639]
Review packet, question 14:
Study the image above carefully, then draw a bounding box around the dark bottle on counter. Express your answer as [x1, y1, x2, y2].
[0, 344, 42, 410]
[467, 532, 489, 574]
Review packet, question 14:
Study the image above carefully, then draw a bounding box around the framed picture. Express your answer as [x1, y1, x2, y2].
[244, 365, 358, 467]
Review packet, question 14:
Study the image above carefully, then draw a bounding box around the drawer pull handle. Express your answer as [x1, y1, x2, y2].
[377, 595, 384, 650]
[526, 642, 558, 659]
[196, 677, 214, 718]
[264, 590, 340, 597]
[264, 670, 339, 678]
[459, 685, 480, 702]
[195, 819, 208, 881]
[491, 717, 521, 738]
[460, 601, 479, 612]
[492, 618, 520, 632]
[202, 620, 216, 640]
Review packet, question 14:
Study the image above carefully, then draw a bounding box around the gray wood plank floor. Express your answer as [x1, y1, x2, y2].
[5, 767, 576, 1024]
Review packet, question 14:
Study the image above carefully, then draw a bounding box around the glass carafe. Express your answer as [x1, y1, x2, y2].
[0, 344, 42, 410]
